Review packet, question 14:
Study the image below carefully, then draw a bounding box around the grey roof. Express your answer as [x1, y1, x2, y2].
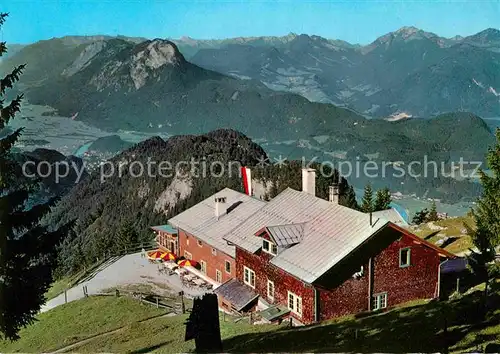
[224, 188, 389, 283]
[168, 188, 266, 258]
[213, 278, 259, 311]
[266, 223, 305, 247]
[371, 208, 408, 226]
[151, 225, 178, 234]
[441, 258, 468, 273]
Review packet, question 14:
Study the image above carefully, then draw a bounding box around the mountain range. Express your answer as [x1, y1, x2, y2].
[188, 27, 500, 118]
[0, 28, 497, 202]
[0, 34, 494, 157]
[4, 26, 499, 119]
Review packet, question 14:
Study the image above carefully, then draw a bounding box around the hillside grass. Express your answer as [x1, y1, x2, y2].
[0, 296, 165, 353]
[2, 282, 499, 353]
[410, 215, 475, 254]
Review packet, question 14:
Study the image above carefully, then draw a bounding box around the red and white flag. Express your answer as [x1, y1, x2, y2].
[241, 166, 252, 196]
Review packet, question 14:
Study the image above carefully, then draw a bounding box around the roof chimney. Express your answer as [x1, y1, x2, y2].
[329, 184, 339, 204]
[215, 197, 227, 220]
[302, 168, 316, 196]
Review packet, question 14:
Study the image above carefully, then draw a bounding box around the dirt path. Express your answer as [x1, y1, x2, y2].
[50, 312, 175, 353]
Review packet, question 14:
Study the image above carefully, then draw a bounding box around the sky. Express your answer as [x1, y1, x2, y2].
[1, 0, 499, 44]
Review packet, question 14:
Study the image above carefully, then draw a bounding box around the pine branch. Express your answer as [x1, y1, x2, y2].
[0, 95, 24, 129]
[0, 42, 6, 58]
[8, 199, 56, 233]
[0, 13, 7, 27]
[0, 66, 25, 96]
[0, 127, 23, 157]
[0, 190, 29, 216]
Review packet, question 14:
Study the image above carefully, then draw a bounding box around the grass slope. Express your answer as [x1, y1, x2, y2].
[2, 283, 499, 353]
[410, 215, 475, 255]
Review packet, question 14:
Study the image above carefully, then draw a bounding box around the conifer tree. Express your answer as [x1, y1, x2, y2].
[340, 185, 359, 210]
[427, 201, 439, 222]
[465, 128, 500, 301]
[360, 183, 374, 213]
[115, 220, 138, 252]
[412, 208, 429, 225]
[0, 13, 65, 340]
[374, 187, 392, 211]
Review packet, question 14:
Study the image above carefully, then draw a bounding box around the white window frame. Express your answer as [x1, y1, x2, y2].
[267, 279, 275, 301]
[243, 266, 256, 288]
[399, 248, 411, 268]
[184, 251, 192, 260]
[373, 292, 388, 311]
[262, 239, 277, 255]
[287, 291, 302, 317]
[225, 260, 231, 274]
[212, 247, 217, 256]
[216, 269, 222, 283]
[200, 260, 207, 274]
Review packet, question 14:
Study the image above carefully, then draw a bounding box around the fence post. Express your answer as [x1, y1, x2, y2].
[156, 297, 159, 308]
[180, 291, 185, 314]
[249, 312, 252, 324]
[64, 290, 67, 304]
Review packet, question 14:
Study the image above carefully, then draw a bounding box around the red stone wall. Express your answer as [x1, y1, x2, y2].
[372, 234, 440, 305]
[235, 247, 315, 323]
[318, 265, 369, 320]
[235, 230, 441, 324]
[178, 229, 235, 283]
[318, 233, 441, 322]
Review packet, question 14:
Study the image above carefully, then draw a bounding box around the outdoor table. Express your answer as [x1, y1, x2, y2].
[193, 278, 205, 286]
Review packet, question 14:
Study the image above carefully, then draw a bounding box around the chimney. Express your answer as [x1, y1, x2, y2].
[215, 197, 227, 220]
[302, 168, 316, 196]
[241, 166, 252, 196]
[329, 184, 339, 204]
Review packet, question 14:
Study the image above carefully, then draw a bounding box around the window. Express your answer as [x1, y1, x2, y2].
[216, 269, 222, 283]
[200, 260, 207, 274]
[399, 248, 411, 268]
[186, 238, 189, 246]
[267, 279, 275, 301]
[287, 291, 302, 317]
[243, 266, 255, 288]
[262, 239, 277, 255]
[373, 293, 388, 311]
[197, 239, 203, 247]
[184, 251, 192, 260]
[225, 260, 231, 274]
[212, 248, 217, 256]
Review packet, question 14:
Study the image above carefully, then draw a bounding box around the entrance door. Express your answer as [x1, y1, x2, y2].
[168, 240, 176, 253]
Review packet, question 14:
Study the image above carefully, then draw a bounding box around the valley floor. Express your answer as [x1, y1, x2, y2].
[2, 281, 499, 353]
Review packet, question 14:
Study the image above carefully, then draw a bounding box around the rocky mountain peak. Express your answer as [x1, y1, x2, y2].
[468, 28, 500, 42]
[130, 39, 185, 89]
[132, 39, 185, 69]
[395, 26, 420, 36]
